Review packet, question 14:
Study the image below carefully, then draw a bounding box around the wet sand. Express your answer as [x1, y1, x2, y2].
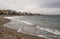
[0, 16, 45, 39]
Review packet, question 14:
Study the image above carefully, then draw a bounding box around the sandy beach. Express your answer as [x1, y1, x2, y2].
[0, 16, 45, 39]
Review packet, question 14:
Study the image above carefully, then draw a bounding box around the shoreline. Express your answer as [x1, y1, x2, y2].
[0, 16, 45, 39]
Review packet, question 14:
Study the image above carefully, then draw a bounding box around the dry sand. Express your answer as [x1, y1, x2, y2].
[0, 16, 45, 39]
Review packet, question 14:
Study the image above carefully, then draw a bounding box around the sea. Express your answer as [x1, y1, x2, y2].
[4, 15, 60, 39]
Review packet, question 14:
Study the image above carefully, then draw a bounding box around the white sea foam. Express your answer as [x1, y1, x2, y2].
[17, 29, 22, 32]
[38, 35, 48, 38]
[21, 21, 33, 25]
[4, 16, 23, 19]
[17, 19, 33, 25]
[4, 17, 14, 19]
[36, 26, 60, 35]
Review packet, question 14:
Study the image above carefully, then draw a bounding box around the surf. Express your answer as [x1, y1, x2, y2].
[36, 26, 60, 35]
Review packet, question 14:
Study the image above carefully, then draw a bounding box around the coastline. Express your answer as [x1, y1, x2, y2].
[0, 16, 45, 39]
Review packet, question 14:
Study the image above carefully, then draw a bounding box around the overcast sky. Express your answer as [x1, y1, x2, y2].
[0, 0, 60, 15]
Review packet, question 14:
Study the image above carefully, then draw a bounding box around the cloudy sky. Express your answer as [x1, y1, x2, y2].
[0, 0, 60, 15]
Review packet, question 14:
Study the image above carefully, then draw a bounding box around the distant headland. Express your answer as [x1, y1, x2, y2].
[0, 10, 60, 16]
[0, 10, 41, 16]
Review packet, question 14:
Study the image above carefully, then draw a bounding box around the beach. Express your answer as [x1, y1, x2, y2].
[0, 16, 45, 39]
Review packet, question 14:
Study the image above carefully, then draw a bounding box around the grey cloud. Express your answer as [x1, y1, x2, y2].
[0, 0, 60, 15]
[43, 2, 60, 8]
[37, 0, 60, 8]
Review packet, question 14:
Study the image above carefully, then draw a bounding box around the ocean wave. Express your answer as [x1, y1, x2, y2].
[36, 26, 60, 35]
[17, 19, 33, 25]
